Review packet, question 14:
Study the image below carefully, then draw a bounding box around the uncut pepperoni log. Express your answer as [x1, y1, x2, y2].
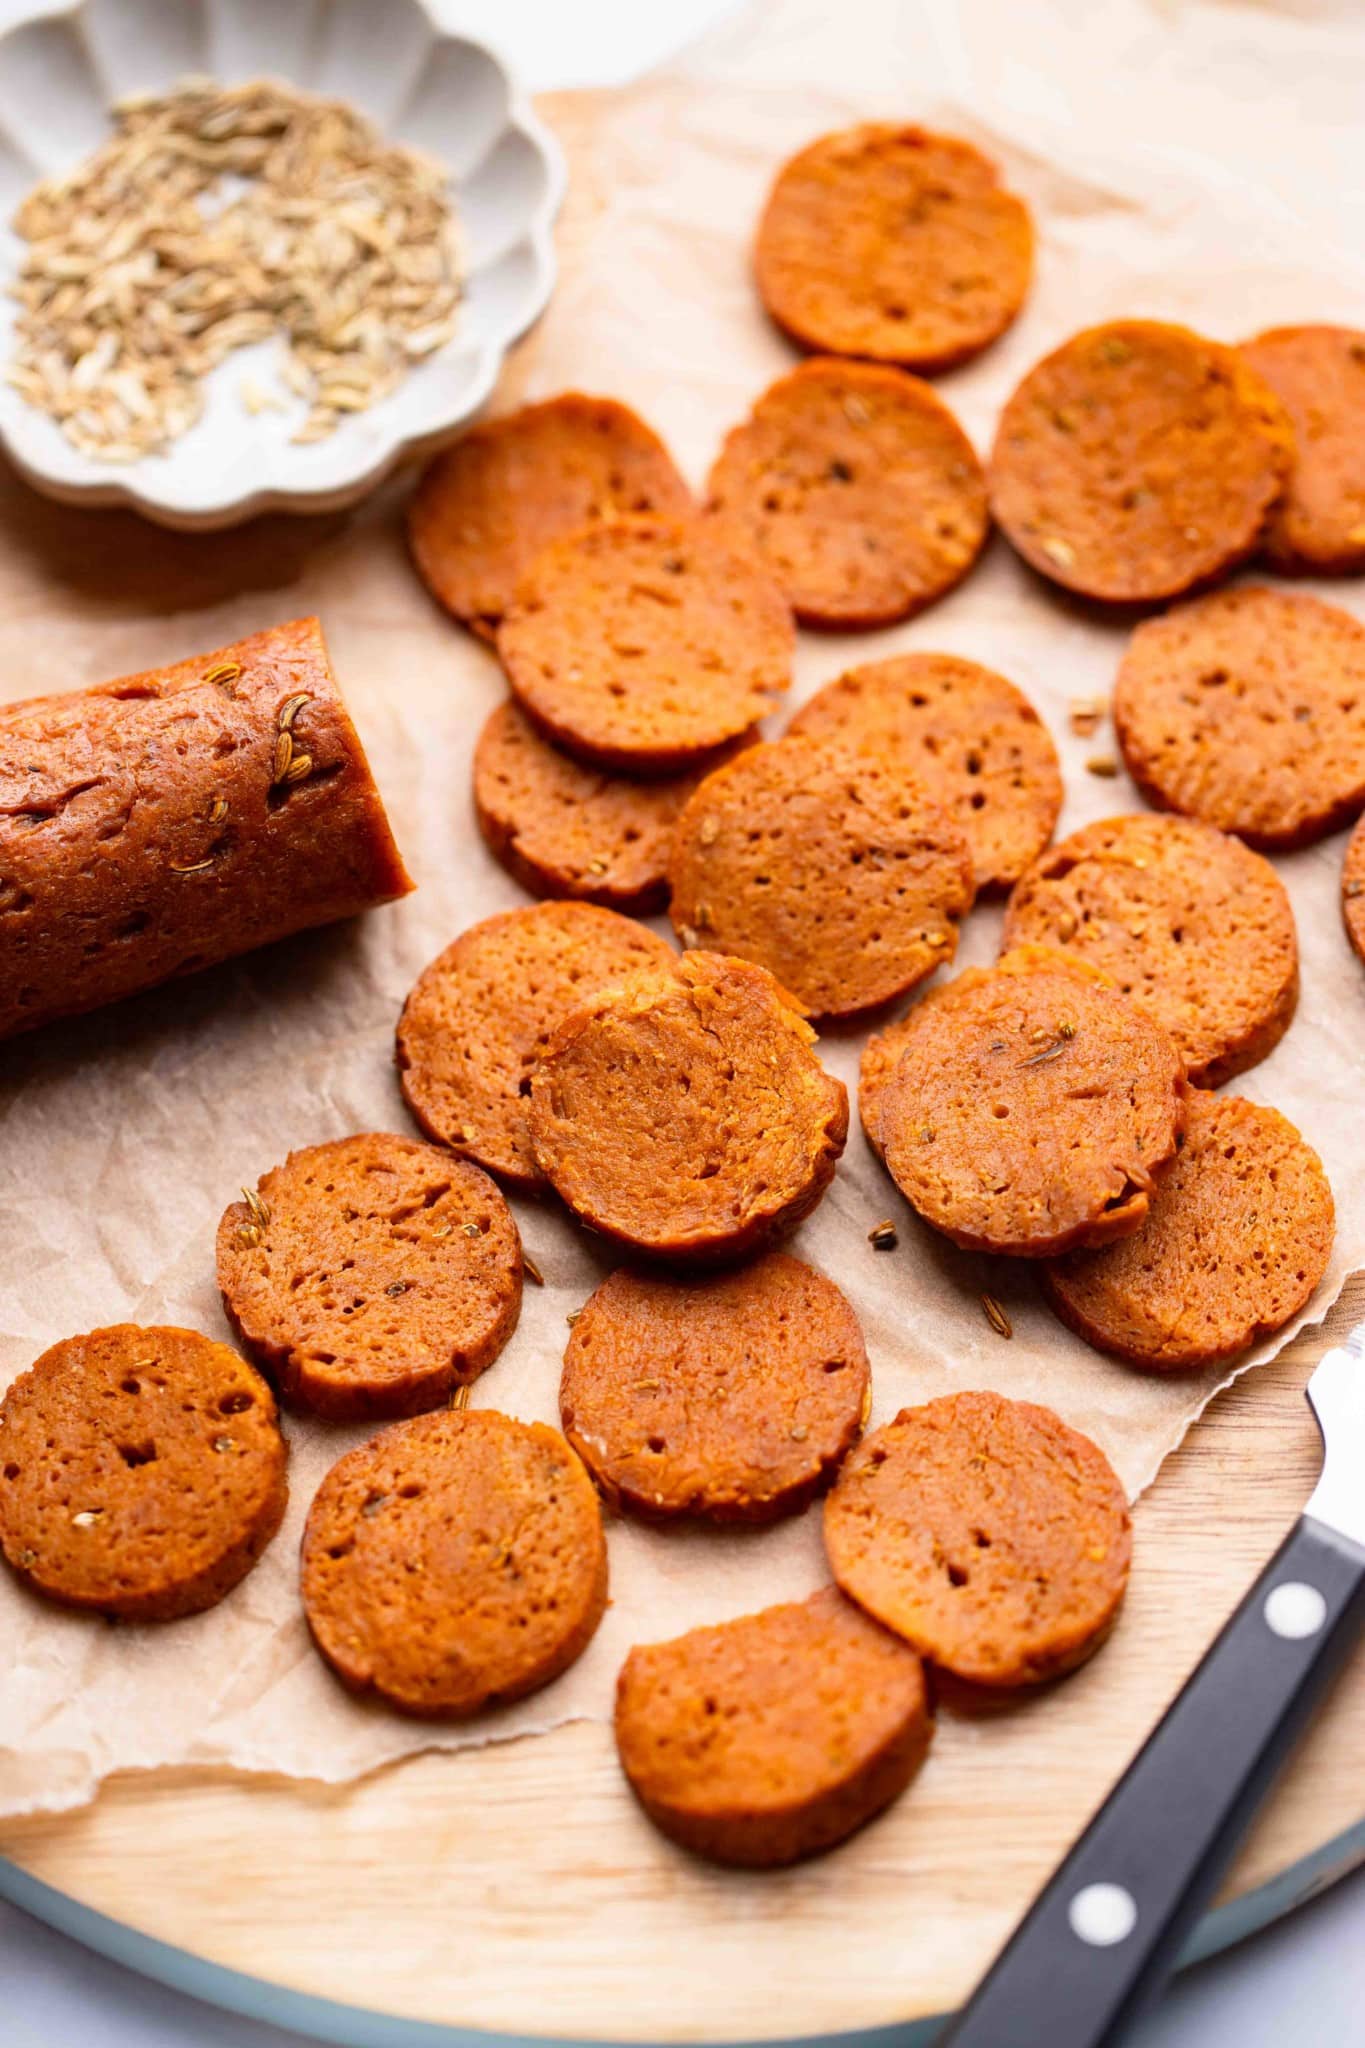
[615, 1587, 932, 1867]
[0, 1325, 288, 1622]
[407, 394, 693, 640]
[704, 359, 988, 629]
[0, 617, 411, 1042]
[1113, 586, 1365, 850]
[529, 952, 848, 1266]
[1043, 1092, 1334, 1372]
[560, 1255, 870, 1524]
[789, 652, 1062, 892]
[1002, 814, 1298, 1087]
[302, 1409, 607, 1717]
[824, 1391, 1131, 1687]
[217, 1134, 523, 1422]
[1240, 325, 1365, 573]
[988, 321, 1292, 603]
[667, 736, 974, 1018]
[754, 124, 1033, 373]
[877, 947, 1187, 1257]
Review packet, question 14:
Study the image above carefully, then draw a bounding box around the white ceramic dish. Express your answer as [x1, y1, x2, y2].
[0, 0, 564, 528]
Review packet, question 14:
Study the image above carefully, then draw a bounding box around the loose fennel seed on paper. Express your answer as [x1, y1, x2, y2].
[4, 76, 463, 461]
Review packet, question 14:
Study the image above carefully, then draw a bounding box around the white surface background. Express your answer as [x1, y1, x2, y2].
[1, 0, 1362, 2040]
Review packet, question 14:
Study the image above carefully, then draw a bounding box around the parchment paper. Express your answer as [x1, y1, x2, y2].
[3, 0, 1365, 1819]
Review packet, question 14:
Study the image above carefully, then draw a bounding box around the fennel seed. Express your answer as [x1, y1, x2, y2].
[981, 1294, 1013, 1339]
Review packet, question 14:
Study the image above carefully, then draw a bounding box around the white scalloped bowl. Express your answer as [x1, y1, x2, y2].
[0, 0, 563, 528]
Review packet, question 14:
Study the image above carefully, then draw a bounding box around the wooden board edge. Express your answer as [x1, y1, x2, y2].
[4, 1820, 1363, 2048]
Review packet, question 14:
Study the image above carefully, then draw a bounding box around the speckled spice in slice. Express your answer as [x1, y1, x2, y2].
[1002, 813, 1298, 1086]
[615, 1586, 932, 1866]
[1240, 325, 1365, 572]
[0, 1324, 287, 1622]
[704, 358, 987, 628]
[529, 951, 848, 1266]
[858, 1006, 918, 1161]
[988, 320, 1292, 603]
[396, 901, 675, 1190]
[668, 736, 975, 1018]
[754, 124, 1032, 372]
[789, 651, 1062, 891]
[301, 1408, 607, 1717]
[1043, 1092, 1334, 1370]
[1112, 585, 1365, 849]
[560, 1254, 869, 1524]
[1344, 813, 1365, 966]
[824, 1391, 1130, 1686]
[496, 516, 794, 774]
[408, 393, 692, 639]
[217, 1132, 522, 1422]
[877, 945, 1187, 1257]
[473, 698, 750, 914]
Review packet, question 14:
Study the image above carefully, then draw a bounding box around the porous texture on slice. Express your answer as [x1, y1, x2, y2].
[407, 394, 692, 638]
[667, 737, 975, 1019]
[1002, 813, 1298, 1087]
[989, 321, 1292, 603]
[1240, 326, 1365, 572]
[1345, 814, 1365, 966]
[614, 1586, 932, 1866]
[302, 1408, 608, 1718]
[789, 652, 1062, 891]
[1113, 586, 1365, 850]
[474, 699, 750, 914]
[529, 951, 848, 1266]
[0, 1325, 287, 1622]
[1043, 1092, 1334, 1370]
[824, 1391, 1131, 1686]
[877, 946, 1188, 1257]
[754, 124, 1032, 373]
[396, 903, 675, 1191]
[497, 516, 793, 774]
[704, 358, 987, 628]
[217, 1133, 522, 1422]
[0, 616, 412, 1042]
[858, 1008, 917, 1161]
[560, 1255, 869, 1524]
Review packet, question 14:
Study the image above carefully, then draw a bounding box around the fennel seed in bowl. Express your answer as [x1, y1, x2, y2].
[5, 75, 463, 461]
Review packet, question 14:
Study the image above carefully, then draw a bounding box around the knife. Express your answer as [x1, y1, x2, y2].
[937, 1323, 1365, 2048]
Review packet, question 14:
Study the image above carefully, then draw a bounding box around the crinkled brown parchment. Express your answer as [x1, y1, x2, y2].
[3, 0, 1364, 1817]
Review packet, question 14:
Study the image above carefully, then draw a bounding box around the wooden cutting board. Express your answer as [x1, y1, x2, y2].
[2, 87, 1363, 2047]
[4, 1277, 1362, 2044]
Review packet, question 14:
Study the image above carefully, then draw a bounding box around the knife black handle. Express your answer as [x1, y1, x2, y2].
[936, 1514, 1365, 2048]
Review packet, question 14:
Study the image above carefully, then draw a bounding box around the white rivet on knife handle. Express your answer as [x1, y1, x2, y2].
[1263, 1581, 1327, 1640]
[1068, 1883, 1138, 1947]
